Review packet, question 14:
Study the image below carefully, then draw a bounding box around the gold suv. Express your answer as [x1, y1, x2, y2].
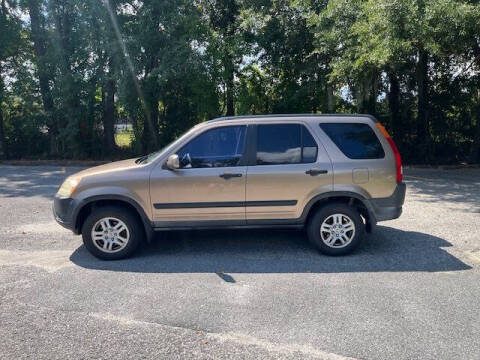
[53, 114, 406, 259]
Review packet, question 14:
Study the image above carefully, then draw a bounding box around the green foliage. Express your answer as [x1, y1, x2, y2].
[0, 0, 479, 163]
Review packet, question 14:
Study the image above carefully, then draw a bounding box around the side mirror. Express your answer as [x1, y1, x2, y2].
[166, 154, 180, 170]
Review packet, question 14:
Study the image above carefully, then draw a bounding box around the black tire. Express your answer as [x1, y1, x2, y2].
[306, 203, 364, 256]
[81, 206, 143, 260]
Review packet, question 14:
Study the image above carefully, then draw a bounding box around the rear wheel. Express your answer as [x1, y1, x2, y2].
[307, 203, 364, 255]
[82, 206, 142, 260]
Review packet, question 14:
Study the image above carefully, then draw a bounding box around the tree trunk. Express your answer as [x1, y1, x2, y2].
[327, 84, 335, 113]
[0, 70, 5, 159]
[142, 64, 159, 153]
[470, 88, 480, 164]
[356, 73, 376, 115]
[225, 55, 235, 116]
[388, 72, 402, 146]
[0, 107, 5, 159]
[141, 80, 159, 153]
[85, 77, 97, 158]
[416, 47, 429, 162]
[370, 73, 378, 115]
[356, 84, 363, 113]
[27, 0, 57, 155]
[52, 0, 80, 156]
[147, 97, 159, 147]
[140, 3, 160, 153]
[142, 111, 158, 153]
[103, 58, 117, 154]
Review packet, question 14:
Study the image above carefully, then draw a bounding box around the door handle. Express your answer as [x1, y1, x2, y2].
[219, 173, 243, 179]
[305, 168, 328, 176]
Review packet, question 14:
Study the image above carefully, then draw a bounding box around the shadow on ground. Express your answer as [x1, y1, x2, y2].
[0, 166, 84, 198]
[404, 169, 480, 212]
[70, 226, 471, 275]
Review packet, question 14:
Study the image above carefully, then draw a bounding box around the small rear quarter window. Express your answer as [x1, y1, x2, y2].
[319, 123, 385, 159]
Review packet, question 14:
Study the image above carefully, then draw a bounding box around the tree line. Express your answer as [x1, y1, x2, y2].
[0, 0, 479, 164]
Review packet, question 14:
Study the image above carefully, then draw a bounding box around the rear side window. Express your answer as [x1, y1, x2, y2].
[256, 124, 318, 165]
[319, 123, 384, 159]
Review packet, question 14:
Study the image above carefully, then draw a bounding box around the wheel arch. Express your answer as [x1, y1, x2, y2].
[302, 191, 376, 232]
[73, 195, 154, 241]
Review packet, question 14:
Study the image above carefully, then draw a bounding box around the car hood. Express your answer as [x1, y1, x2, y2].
[73, 158, 140, 178]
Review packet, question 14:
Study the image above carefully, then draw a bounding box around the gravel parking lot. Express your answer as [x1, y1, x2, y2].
[0, 165, 479, 359]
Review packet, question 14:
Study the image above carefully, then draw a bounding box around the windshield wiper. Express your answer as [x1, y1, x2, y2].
[135, 155, 148, 164]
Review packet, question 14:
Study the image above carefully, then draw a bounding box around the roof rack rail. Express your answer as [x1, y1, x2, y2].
[207, 113, 378, 123]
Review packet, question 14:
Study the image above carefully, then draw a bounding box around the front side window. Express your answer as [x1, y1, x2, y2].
[256, 124, 318, 165]
[319, 123, 385, 159]
[177, 125, 246, 168]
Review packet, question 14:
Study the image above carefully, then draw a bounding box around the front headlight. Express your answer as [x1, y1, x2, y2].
[56, 176, 81, 198]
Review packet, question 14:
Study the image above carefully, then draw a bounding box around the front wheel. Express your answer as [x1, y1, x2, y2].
[82, 206, 142, 260]
[307, 203, 364, 255]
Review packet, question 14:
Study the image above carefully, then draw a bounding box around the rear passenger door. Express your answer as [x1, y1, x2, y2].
[245, 123, 333, 222]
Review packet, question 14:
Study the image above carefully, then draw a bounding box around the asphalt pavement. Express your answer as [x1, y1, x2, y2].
[0, 165, 479, 359]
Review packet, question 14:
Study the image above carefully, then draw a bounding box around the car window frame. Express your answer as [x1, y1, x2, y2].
[247, 122, 319, 166]
[170, 124, 249, 170]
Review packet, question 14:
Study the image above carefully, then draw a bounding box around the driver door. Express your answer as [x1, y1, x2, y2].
[150, 125, 247, 226]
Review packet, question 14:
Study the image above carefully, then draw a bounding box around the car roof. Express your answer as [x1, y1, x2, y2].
[206, 114, 378, 124]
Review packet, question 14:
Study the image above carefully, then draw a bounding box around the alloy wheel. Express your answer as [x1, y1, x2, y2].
[91, 217, 130, 253]
[319, 213, 356, 248]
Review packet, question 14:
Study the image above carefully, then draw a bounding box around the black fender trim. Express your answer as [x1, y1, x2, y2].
[300, 191, 377, 225]
[72, 195, 154, 242]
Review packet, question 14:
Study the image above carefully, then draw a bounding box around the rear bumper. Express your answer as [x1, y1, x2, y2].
[369, 183, 406, 222]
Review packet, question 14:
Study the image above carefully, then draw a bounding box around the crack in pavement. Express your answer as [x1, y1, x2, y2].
[3, 297, 356, 360]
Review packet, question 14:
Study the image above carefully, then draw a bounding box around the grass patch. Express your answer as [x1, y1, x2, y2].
[115, 130, 133, 148]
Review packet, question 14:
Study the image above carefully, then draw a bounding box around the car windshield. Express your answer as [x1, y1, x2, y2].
[136, 126, 198, 164]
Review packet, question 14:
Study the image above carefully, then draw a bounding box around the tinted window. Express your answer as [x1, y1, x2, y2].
[178, 126, 246, 168]
[302, 126, 318, 163]
[319, 123, 384, 159]
[256, 124, 318, 165]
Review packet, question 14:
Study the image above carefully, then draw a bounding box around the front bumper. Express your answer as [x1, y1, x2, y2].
[53, 195, 75, 231]
[369, 183, 406, 222]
